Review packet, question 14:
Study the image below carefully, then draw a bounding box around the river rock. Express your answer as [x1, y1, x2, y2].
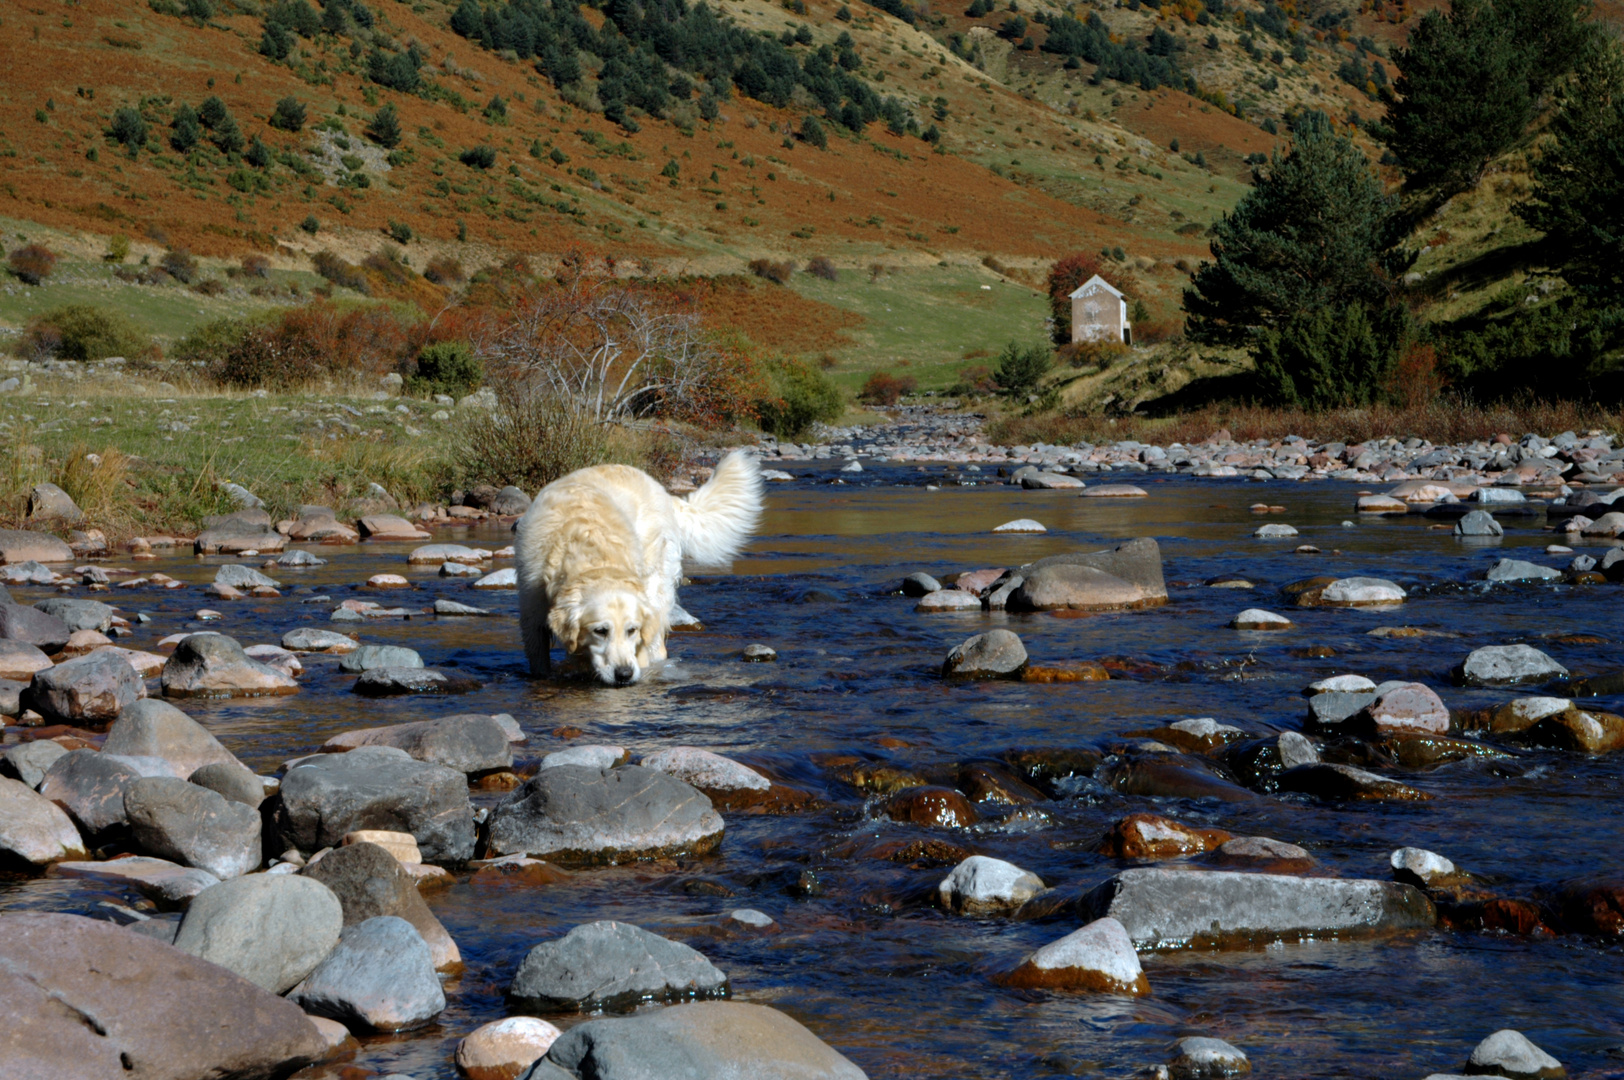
[942, 629, 1027, 679]
[125, 776, 262, 879]
[49, 855, 220, 908]
[1021, 470, 1084, 489]
[173, 873, 345, 993]
[485, 765, 723, 865]
[1211, 836, 1315, 871]
[540, 745, 629, 770]
[1485, 559, 1563, 583]
[162, 633, 300, 698]
[1482, 697, 1573, 734]
[0, 910, 327, 1079]
[1079, 868, 1435, 948]
[292, 915, 445, 1032]
[936, 855, 1046, 914]
[194, 516, 287, 555]
[1222, 733, 1320, 792]
[409, 543, 489, 565]
[34, 597, 115, 633]
[27, 649, 143, 724]
[342, 828, 422, 863]
[1098, 813, 1230, 859]
[0, 602, 72, 652]
[1006, 538, 1167, 611]
[1307, 674, 1377, 695]
[102, 698, 243, 779]
[1464, 1030, 1565, 1079]
[301, 841, 461, 971]
[358, 515, 432, 540]
[0, 528, 75, 562]
[39, 748, 142, 835]
[1456, 644, 1567, 686]
[509, 920, 729, 1011]
[883, 785, 980, 827]
[640, 746, 769, 795]
[901, 571, 940, 596]
[1000, 917, 1148, 994]
[277, 548, 329, 566]
[1319, 577, 1406, 606]
[1278, 763, 1432, 801]
[1150, 718, 1249, 754]
[188, 761, 266, 807]
[339, 644, 424, 672]
[244, 644, 302, 676]
[474, 567, 519, 588]
[0, 774, 87, 866]
[1253, 523, 1298, 538]
[25, 482, 80, 523]
[0, 639, 52, 681]
[323, 714, 513, 774]
[1230, 608, 1291, 630]
[353, 666, 479, 695]
[1524, 706, 1624, 754]
[993, 518, 1045, 533]
[1390, 847, 1462, 888]
[1169, 1036, 1251, 1079]
[282, 628, 360, 653]
[274, 746, 476, 862]
[1454, 510, 1504, 537]
[915, 588, 981, 612]
[458, 1017, 562, 1080]
[1097, 755, 1256, 803]
[436, 598, 494, 615]
[1357, 682, 1450, 736]
[535, 1002, 867, 1080]
[215, 564, 281, 590]
[1, 738, 68, 788]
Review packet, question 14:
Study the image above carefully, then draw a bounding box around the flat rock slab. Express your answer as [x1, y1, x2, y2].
[0, 911, 326, 1080]
[510, 920, 729, 1011]
[538, 1002, 868, 1080]
[274, 745, 476, 862]
[291, 915, 445, 1033]
[323, 714, 513, 774]
[485, 764, 723, 866]
[1079, 868, 1435, 949]
[1081, 484, 1148, 497]
[50, 855, 219, 908]
[173, 873, 344, 994]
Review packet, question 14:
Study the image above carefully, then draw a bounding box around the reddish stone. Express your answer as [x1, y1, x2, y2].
[1022, 662, 1110, 682]
[1555, 875, 1624, 935]
[1098, 813, 1231, 859]
[882, 786, 979, 828]
[1482, 899, 1552, 936]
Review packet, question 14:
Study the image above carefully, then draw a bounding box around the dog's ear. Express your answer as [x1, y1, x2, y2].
[547, 604, 581, 653]
[638, 597, 668, 645]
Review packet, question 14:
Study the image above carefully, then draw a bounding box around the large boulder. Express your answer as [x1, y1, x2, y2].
[0, 602, 72, 652]
[486, 765, 724, 865]
[26, 483, 81, 523]
[124, 776, 263, 879]
[33, 597, 115, 633]
[942, 629, 1028, 680]
[509, 921, 729, 1012]
[101, 698, 244, 779]
[1005, 538, 1167, 612]
[0, 911, 326, 1080]
[1079, 868, 1435, 948]
[38, 749, 142, 836]
[173, 874, 344, 993]
[999, 917, 1149, 994]
[1455, 644, 1568, 687]
[301, 841, 461, 971]
[189, 761, 266, 807]
[322, 714, 512, 774]
[27, 649, 144, 724]
[1, 738, 68, 788]
[0, 528, 75, 563]
[0, 774, 87, 866]
[535, 1002, 868, 1080]
[272, 745, 476, 862]
[290, 916, 445, 1033]
[161, 634, 299, 698]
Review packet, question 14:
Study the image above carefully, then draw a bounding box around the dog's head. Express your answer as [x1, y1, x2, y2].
[549, 587, 659, 686]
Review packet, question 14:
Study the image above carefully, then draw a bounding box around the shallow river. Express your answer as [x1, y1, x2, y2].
[6, 468, 1624, 1079]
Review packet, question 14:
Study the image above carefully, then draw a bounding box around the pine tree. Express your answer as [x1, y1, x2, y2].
[1253, 302, 1410, 408]
[1184, 112, 1408, 348]
[270, 96, 306, 132]
[170, 104, 201, 152]
[366, 103, 402, 148]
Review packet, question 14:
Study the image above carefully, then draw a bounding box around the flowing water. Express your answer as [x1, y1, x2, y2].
[6, 468, 1624, 1079]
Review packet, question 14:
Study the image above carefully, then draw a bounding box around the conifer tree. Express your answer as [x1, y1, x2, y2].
[366, 102, 402, 148]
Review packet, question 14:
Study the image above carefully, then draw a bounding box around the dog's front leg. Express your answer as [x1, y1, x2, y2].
[520, 595, 553, 677]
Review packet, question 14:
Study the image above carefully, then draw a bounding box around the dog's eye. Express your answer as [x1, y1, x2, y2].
[592, 626, 608, 637]
[627, 626, 639, 637]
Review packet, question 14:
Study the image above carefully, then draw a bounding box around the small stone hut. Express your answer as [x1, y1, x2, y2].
[1069, 274, 1130, 345]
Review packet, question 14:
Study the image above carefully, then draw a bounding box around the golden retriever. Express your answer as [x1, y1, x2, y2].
[515, 450, 763, 685]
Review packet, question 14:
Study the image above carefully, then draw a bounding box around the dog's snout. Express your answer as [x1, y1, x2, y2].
[613, 665, 635, 685]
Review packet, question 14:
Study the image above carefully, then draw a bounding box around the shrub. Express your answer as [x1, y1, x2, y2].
[756, 359, 843, 436]
[406, 340, 482, 397]
[387, 220, 413, 244]
[160, 248, 199, 284]
[8, 244, 58, 285]
[801, 114, 827, 148]
[858, 371, 916, 405]
[209, 301, 421, 388]
[361, 248, 414, 288]
[949, 363, 998, 396]
[993, 340, 1052, 398]
[106, 234, 131, 263]
[748, 258, 795, 284]
[454, 384, 622, 492]
[25, 305, 150, 361]
[300, 215, 320, 235]
[241, 253, 270, 278]
[110, 106, 147, 149]
[1254, 303, 1409, 408]
[193, 279, 226, 297]
[366, 103, 401, 148]
[1060, 338, 1130, 369]
[460, 145, 497, 169]
[171, 106, 201, 152]
[172, 316, 254, 369]
[806, 255, 838, 281]
[423, 256, 466, 285]
[312, 250, 369, 293]
[269, 96, 306, 132]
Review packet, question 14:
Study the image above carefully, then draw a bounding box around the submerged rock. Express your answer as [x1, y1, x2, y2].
[1005, 538, 1167, 612]
[942, 629, 1028, 679]
[999, 917, 1149, 995]
[485, 765, 723, 865]
[1168, 1036, 1252, 1079]
[1278, 763, 1432, 802]
[1485, 558, 1563, 583]
[509, 920, 728, 1012]
[1098, 813, 1230, 859]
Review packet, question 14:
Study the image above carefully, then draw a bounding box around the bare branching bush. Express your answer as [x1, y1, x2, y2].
[748, 258, 795, 284]
[806, 255, 838, 281]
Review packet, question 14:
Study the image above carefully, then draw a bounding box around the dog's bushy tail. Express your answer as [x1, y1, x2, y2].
[673, 449, 763, 566]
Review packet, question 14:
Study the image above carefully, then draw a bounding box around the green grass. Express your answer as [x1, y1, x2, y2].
[788, 264, 1052, 391]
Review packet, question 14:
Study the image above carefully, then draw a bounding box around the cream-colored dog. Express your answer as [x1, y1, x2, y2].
[515, 450, 763, 685]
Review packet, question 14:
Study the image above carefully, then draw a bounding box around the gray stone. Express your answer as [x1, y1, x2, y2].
[1485, 559, 1563, 583]
[339, 644, 424, 673]
[0, 528, 75, 563]
[352, 666, 477, 695]
[1078, 868, 1435, 949]
[1454, 510, 1504, 537]
[0, 638, 52, 681]
[27, 649, 143, 724]
[48, 855, 220, 908]
[0, 602, 73, 652]
[0, 676, 22, 717]
[434, 598, 492, 616]
[102, 698, 244, 779]
[1464, 1029, 1565, 1079]
[26, 482, 82, 523]
[491, 485, 533, 515]
[1253, 523, 1299, 538]
[215, 564, 281, 590]
[291, 916, 446, 1033]
[901, 572, 940, 597]
[0, 911, 326, 1080]
[1001, 917, 1147, 994]
[936, 855, 1046, 915]
[189, 761, 266, 807]
[125, 776, 262, 879]
[173, 873, 345, 993]
[1006, 538, 1167, 612]
[300, 840, 461, 971]
[282, 627, 359, 653]
[486, 765, 723, 865]
[534, 1002, 868, 1080]
[33, 597, 115, 633]
[742, 643, 777, 662]
[39, 749, 142, 835]
[942, 629, 1028, 679]
[278, 549, 328, 567]
[1456, 644, 1568, 686]
[1, 739, 68, 788]
[510, 921, 728, 1012]
[0, 774, 87, 866]
[194, 513, 286, 555]
[1169, 1036, 1251, 1079]
[273, 745, 476, 862]
[540, 745, 628, 771]
[1278, 762, 1431, 802]
[162, 633, 300, 698]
